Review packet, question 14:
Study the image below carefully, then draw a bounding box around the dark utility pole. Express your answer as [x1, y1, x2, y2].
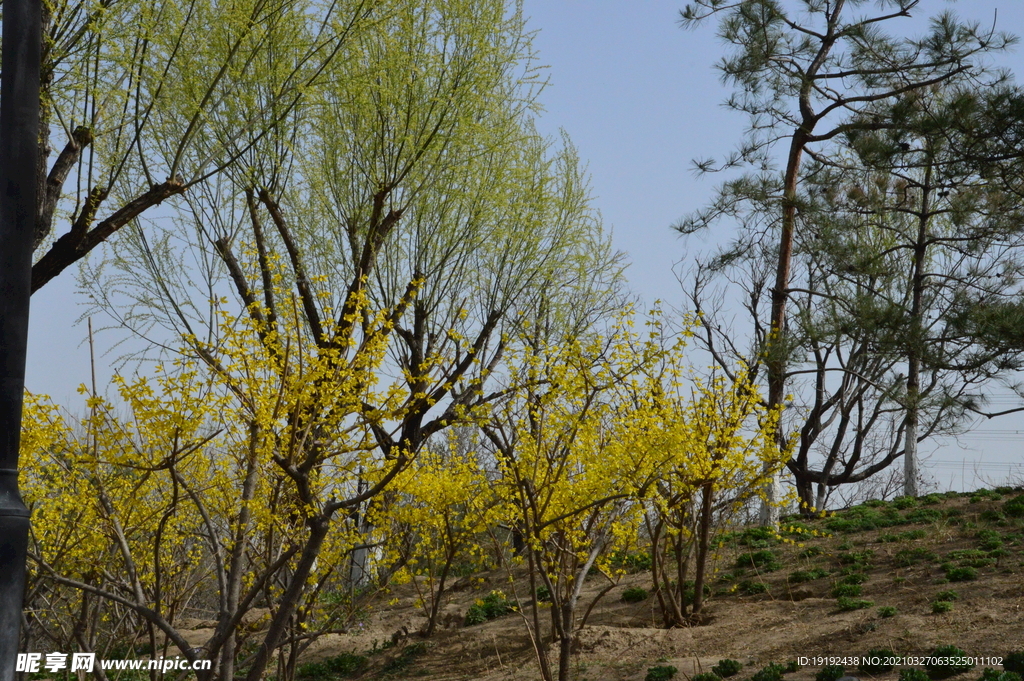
[0, 1, 41, 678]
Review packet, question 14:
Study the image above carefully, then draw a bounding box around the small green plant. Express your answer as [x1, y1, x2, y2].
[860, 648, 897, 675]
[980, 509, 1005, 523]
[935, 590, 959, 601]
[838, 550, 874, 565]
[932, 600, 954, 614]
[878, 605, 897, 617]
[976, 530, 1004, 551]
[816, 665, 846, 681]
[536, 585, 552, 602]
[841, 573, 868, 584]
[465, 590, 515, 625]
[894, 496, 919, 510]
[622, 586, 650, 603]
[906, 508, 943, 524]
[980, 668, 1023, 681]
[645, 665, 678, 681]
[945, 566, 978, 582]
[1004, 495, 1024, 518]
[693, 673, 722, 681]
[751, 663, 787, 681]
[736, 550, 781, 571]
[901, 669, 931, 681]
[831, 583, 863, 598]
[925, 645, 974, 679]
[738, 580, 769, 595]
[837, 596, 874, 611]
[799, 546, 823, 558]
[786, 661, 800, 673]
[713, 659, 743, 678]
[740, 526, 781, 546]
[1003, 652, 1024, 674]
[921, 493, 944, 505]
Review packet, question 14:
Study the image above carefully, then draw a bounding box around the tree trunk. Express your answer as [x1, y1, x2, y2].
[244, 517, 331, 681]
[904, 160, 932, 497]
[762, 127, 810, 526]
[690, 482, 714, 617]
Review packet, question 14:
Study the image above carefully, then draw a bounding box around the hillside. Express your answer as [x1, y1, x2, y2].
[193, 489, 1024, 681]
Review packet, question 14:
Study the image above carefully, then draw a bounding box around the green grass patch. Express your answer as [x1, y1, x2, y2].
[713, 659, 743, 678]
[837, 596, 874, 611]
[646, 665, 678, 681]
[622, 586, 650, 603]
[736, 550, 781, 571]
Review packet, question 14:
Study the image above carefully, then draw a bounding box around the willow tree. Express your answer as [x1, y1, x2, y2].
[679, 0, 1014, 520]
[30, 0, 384, 292]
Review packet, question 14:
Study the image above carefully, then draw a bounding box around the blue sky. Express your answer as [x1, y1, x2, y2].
[25, 0, 1024, 492]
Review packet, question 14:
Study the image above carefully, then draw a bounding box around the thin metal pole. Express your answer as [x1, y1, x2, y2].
[0, 0, 42, 678]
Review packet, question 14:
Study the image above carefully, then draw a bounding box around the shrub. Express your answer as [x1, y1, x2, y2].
[465, 591, 515, 625]
[622, 586, 650, 603]
[980, 669, 1023, 681]
[817, 665, 846, 681]
[932, 600, 954, 614]
[646, 665, 678, 681]
[693, 674, 721, 681]
[936, 590, 959, 601]
[789, 570, 814, 583]
[736, 550, 780, 571]
[738, 580, 768, 595]
[980, 510, 1005, 523]
[949, 548, 989, 560]
[838, 550, 874, 565]
[741, 526, 781, 546]
[826, 518, 859, 533]
[831, 583, 863, 598]
[945, 566, 978, 582]
[837, 596, 874, 611]
[789, 568, 829, 583]
[901, 669, 931, 681]
[906, 508, 943, 524]
[1004, 652, 1024, 674]
[751, 663, 787, 681]
[860, 648, 897, 675]
[786, 661, 800, 673]
[977, 530, 1004, 551]
[713, 659, 743, 678]
[925, 645, 974, 679]
[878, 606, 897, 617]
[1004, 496, 1024, 518]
